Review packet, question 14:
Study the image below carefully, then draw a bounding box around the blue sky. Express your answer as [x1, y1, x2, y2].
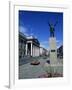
[19, 10, 63, 49]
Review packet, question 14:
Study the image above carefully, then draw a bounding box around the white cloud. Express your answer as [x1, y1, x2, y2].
[19, 26, 29, 36]
[56, 40, 60, 43]
[40, 41, 49, 49]
[19, 26, 36, 37]
[57, 42, 63, 48]
[56, 39, 63, 48]
[40, 44, 49, 50]
[40, 40, 62, 49]
[40, 44, 45, 48]
[41, 41, 48, 44]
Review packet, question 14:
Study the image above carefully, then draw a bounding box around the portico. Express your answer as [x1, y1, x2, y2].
[26, 36, 40, 57]
[25, 41, 33, 56]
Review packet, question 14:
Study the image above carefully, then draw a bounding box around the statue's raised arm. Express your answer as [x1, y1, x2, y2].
[48, 21, 58, 37]
[48, 22, 51, 27]
[54, 21, 58, 27]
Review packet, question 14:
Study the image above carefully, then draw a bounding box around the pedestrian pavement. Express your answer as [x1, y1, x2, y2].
[19, 56, 63, 79]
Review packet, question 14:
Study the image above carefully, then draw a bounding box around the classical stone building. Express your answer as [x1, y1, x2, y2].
[26, 36, 40, 57]
[19, 32, 40, 58]
[19, 32, 27, 59]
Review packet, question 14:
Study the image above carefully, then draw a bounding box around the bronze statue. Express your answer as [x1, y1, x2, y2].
[48, 21, 58, 37]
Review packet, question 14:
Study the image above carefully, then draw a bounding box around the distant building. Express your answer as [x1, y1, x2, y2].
[57, 45, 63, 58]
[40, 47, 49, 56]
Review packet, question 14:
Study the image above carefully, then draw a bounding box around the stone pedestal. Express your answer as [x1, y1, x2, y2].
[49, 37, 57, 65]
[49, 37, 57, 74]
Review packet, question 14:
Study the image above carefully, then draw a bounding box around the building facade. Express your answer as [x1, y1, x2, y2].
[19, 32, 40, 59]
[19, 32, 27, 59]
[40, 47, 49, 56]
[26, 36, 40, 57]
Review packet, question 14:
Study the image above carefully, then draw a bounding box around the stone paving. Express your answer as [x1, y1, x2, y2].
[19, 56, 63, 79]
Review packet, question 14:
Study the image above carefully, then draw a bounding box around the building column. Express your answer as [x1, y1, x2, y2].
[31, 42, 33, 56]
[26, 43, 28, 55]
[33, 45, 35, 57]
